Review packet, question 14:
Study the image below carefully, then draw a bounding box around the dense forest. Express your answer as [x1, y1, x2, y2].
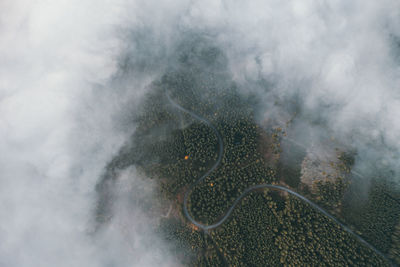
[96, 39, 400, 266]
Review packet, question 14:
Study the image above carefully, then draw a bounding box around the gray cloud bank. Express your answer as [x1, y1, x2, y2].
[0, 1, 177, 266]
[1, 0, 400, 266]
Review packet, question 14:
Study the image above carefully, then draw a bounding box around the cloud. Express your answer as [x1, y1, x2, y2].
[1, 0, 400, 266]
[187, 0, 400, 178]
[0, 1, 178, 266]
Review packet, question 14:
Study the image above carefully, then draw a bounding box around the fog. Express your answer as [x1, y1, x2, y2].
[1, 0, 399, 266]
[0, 1, 177, 266]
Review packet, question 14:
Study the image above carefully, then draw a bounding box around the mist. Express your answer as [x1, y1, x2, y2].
[0, 1, 177, 266]
[1, 0, 400, 266]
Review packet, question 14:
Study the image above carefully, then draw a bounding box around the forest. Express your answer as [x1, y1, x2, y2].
[95, 40, 400, 266]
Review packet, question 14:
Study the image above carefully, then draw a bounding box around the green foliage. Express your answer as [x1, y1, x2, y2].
[337, 151, 356, 172]
[158, 217, 205, 265]
[210, 190, 389, 266]
[312, 177, 349, 211]
[274, 194, 387, 266]
[211, 192, 281, 266]
[389, 220, 400, 265]
[132, 84, 394, 266]
[97, 41, 398, 266]
[342, 178, 400, 253]
[188, 117, 277, 224]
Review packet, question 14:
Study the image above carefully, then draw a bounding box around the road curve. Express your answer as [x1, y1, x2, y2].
[166, 91, 395, 266]
[166, 92, 224, 230]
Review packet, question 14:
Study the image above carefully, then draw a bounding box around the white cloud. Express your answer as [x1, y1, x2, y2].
[0, 1, 177, 266]
[2, 0, 400, 266]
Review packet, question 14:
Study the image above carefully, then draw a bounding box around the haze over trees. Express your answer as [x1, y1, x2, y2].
[96, 40, 400, 266]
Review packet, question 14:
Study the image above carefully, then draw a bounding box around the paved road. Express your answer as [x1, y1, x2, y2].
[166, 91, 395, 266]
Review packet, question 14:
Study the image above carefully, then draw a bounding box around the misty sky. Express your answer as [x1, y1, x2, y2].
[1, 1, 400, 266]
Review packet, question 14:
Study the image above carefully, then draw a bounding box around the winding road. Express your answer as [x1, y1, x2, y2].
[166, 91, 395, 266]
